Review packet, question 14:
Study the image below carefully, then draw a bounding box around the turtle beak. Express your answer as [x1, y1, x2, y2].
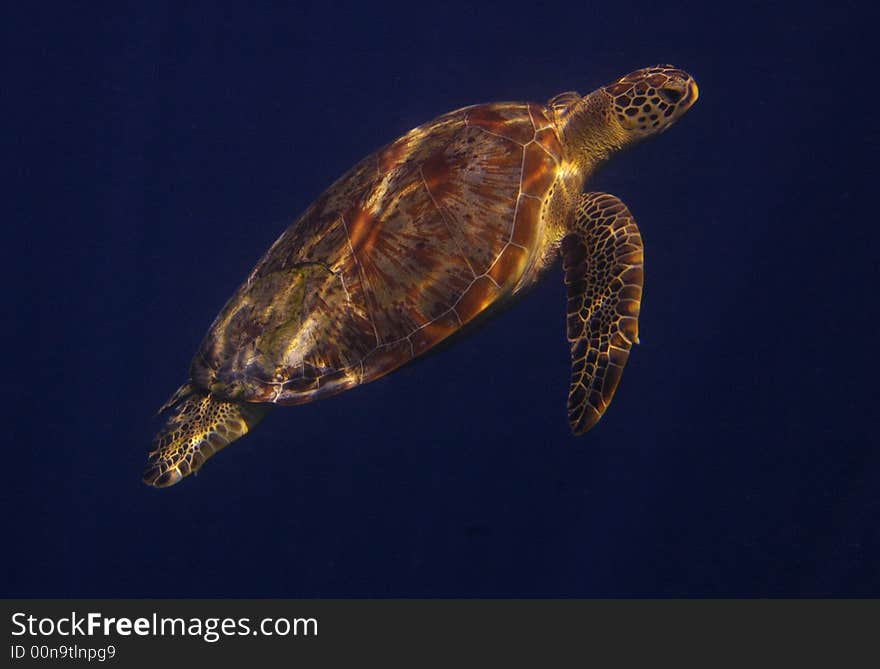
[655, 76, 698, 134]
[681, 78, 699, 110]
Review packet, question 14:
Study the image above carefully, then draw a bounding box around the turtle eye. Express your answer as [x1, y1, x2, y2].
[658, 86, 684, 104]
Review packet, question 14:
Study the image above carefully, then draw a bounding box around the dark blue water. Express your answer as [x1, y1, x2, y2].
[4, 2, 876, 596]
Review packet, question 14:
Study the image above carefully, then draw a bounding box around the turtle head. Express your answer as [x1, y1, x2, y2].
[560, 65, 698, 172]
[603, 65, 699, 143]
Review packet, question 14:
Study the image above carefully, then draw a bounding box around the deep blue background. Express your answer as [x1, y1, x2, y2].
[4, 2, 876, 596]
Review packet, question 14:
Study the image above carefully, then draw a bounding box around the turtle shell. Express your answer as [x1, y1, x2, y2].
[191, 101, 565, 404]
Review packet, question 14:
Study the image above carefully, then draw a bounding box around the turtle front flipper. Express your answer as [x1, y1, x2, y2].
[563, 193, 644, 434]
[143, 383, 271, 488]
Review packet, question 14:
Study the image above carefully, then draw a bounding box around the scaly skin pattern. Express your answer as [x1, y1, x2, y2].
[146, 65, 698, 487]
[563, 193, 644, 434]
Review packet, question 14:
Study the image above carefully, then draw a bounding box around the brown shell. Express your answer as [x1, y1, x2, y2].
[191, 101, 564, 404]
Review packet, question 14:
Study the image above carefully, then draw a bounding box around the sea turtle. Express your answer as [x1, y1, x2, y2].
[144, 64, 699, 488]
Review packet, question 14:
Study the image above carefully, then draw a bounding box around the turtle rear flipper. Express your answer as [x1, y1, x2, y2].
[143, 384, 270, 488]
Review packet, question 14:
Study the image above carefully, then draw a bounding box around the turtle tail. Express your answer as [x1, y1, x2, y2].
[143, 383, 270, 488]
